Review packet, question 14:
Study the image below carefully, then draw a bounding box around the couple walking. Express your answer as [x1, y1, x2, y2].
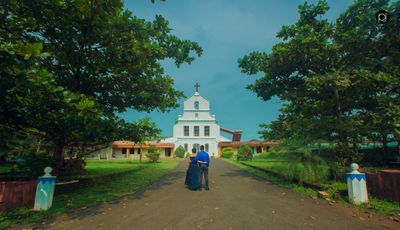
[185, 145, 210, 191]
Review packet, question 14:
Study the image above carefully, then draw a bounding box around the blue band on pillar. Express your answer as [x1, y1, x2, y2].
[345, 173, 366, 181]
[38, 177, 56, 184]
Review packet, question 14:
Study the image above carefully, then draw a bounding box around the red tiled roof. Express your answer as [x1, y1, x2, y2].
[112, 141, 174, 148]
[218, 140, 280, 147]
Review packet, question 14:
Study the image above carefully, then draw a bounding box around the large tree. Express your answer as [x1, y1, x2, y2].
[239, 0, 399, 164]
[1, 0, 202, 166]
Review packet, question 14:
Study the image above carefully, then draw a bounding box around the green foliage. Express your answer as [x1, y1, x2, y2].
[5, 0, 202, 114]
[284, 150, 331, 184]
[325, 181, 347, 199]
[1, 0, 202, 169]
[253, 151, 275, 160]
[0, 35, 104, 163]
[59, 157, 87, 177]
[312, 144, 400, 168]
[115, 118, 161, 144]
[83, 160, 143, 178]
[148, 145, 158, 154]
[237, 144, 253, 161]
[358, 197, 400, 216]
[223, 158, 318, 197]
[12, 153, 56, 179]
[251, 148, 333, 184]
[221, 147, 234, 158]
[146, 145, 161, 163]
[239, 0, 400, 164]
[174, 145, 185, 158]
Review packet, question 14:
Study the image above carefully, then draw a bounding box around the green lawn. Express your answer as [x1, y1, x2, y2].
[0, 160, 141, 178]
[0, 159, 180, 229]
[83, 160, 144, 178]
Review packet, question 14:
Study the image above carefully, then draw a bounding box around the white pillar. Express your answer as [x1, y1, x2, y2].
[34, 167, 56, 211]
[346, 163, 368, 204]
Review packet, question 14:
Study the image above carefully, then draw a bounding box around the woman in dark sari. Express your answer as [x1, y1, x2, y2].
[185, 148, 200, 190]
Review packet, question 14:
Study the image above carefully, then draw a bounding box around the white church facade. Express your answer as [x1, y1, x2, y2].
[99, 83, 278, 159]
[161, 86, 230, 156]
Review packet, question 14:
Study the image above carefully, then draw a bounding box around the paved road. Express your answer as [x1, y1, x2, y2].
[17, 159, 400, 230]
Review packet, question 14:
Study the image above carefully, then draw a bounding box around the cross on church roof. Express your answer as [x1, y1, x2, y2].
[194, 81, 200, 92]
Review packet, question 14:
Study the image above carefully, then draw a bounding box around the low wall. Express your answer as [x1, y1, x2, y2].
[0, 180, 37, 211]
[366, 170, 400, 203]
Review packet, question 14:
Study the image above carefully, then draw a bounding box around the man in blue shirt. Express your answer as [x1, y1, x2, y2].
[191, 145, 210, 190]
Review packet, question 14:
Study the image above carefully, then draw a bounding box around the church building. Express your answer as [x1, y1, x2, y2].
[161, 83, 230, 156]
[98, 83, 278, 159]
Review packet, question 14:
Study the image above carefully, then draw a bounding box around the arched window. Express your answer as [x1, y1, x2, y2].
[194, 101, 199, 110]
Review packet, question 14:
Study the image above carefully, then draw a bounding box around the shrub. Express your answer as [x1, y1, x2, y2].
[146, 152, 160, 163]
[59, 157, 86, 177]
[251, 147, 334, 184]
[146, 145, 160, 163]
[237, 144, 253, 161]
[283, 149, 331, 184]
[12, 153, 56, 178]
[253, 152, 268, 160]
[174, 146, 185, 158]
[221, 147, 234, 158]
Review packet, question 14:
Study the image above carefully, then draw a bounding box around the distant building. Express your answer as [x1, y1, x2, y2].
[95, 83, 278, 159]
[160, 83, 230, 156]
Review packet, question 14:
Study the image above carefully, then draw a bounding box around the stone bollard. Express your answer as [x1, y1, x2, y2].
[346, 163, 368, 205]
[34, 167, 56, 211]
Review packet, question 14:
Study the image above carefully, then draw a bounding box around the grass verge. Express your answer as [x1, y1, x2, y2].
[222, 158, 318, 197]
[82, 160, 144, 178]
[222, 158, 400, 216]
[0, 159, 180, 229]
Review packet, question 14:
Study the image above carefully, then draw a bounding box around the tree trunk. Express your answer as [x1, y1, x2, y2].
[53, 139, 65, 169]
[35, 138, 42, 154]
[381, 133, 388, 159]
[333, 87, 349, 159]
[351, 140, 360, 162]
[81, 146, 86, 158]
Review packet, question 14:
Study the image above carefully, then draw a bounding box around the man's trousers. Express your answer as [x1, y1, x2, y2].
[199, 164, 209, 189]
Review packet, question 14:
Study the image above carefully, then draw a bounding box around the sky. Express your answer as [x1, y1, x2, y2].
[121, 0, 352, 140]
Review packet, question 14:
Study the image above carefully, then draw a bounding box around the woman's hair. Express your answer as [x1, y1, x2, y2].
[191, 148, 197, 153]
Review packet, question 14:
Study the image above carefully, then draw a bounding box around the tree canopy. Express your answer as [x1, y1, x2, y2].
[238, 0, 400, 164]
[1, 0, 202, 168]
